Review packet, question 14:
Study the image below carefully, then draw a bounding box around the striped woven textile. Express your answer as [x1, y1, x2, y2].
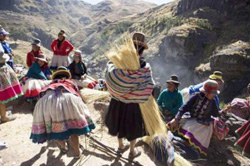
[105, 62, 154, 103]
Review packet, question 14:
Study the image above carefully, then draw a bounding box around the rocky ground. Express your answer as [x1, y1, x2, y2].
[0, 97, 250, 166]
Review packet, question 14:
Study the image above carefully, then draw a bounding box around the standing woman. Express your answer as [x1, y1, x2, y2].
[105, 33, 151, 159]
[50, 30, 74, 70]
[0, 40, 23, 123]
[30, 67, 95, 158]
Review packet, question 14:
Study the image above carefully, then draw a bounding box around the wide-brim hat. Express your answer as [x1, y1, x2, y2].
[200, 80, 220, 95]
[52, 66, 71, 80]
[132, 32, 148, 50]
[0, 25, 9, 36]
[209, 71, 224, 83]
[166, 75, 180, 84]
[35, 53, 48, 63]
[31, 38, 41, 47]
[58, 30, 66, 37]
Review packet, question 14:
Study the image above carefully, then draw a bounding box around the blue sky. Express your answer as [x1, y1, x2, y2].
[83, 0, 174, 5]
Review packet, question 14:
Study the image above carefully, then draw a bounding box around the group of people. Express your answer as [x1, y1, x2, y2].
[0, 23, 249, 161]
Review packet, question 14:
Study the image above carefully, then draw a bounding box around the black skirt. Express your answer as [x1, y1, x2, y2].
[105, 98, 146, 141]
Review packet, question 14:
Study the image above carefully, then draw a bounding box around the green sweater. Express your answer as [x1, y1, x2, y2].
[157, 89, 184, 116]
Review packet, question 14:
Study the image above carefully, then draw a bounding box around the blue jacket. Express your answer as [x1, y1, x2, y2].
[157, 89, 184, 116]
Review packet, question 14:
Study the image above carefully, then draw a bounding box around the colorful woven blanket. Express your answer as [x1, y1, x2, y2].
[105, 62, 154, 103]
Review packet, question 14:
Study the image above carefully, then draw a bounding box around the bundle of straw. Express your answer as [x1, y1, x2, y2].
[80, 88, 110, 103]
[106, 36, 166, 137]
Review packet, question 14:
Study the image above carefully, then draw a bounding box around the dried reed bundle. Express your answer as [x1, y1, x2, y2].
[105, 35, 166, 137]
[80, 88, 110, 103]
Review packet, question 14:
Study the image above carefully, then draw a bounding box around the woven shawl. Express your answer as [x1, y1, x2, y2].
[105, 62, 154, 103]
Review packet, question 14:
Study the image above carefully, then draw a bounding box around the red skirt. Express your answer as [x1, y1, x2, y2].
[235, 120, 250, 158]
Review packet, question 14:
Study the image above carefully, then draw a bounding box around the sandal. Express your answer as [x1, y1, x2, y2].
[129, 148, 141, 159]
[1, 116, 16, 123]
[117, 142, 130, 154]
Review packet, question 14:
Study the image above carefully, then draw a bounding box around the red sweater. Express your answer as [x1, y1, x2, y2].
[26, 50, 43, 67]
[51, 39, 74, 56]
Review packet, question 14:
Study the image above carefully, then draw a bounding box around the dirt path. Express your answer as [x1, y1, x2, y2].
[0, 99, 162, 166]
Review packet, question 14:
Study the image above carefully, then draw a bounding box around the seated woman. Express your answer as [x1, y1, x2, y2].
[157, 75, 184, 120]
[26, 38, 43, 67]
[169, 80, 228, 156]
[235, 119, 250, 158]
[22, 53, 52, 101]
[30, 66, 95, 158]
[69, 50, 100, 89]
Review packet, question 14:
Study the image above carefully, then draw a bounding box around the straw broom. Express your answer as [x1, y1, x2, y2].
[106, 36, 166, 137]
[80, 88, 110, 104]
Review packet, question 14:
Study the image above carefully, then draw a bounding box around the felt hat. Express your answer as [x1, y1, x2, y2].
[209, 71, 224, 83]
[58, 30, 66, 37]
[132, 32, 148, 49]
[31, 38, 41, 47]
[52, 66, 71, 80]
[35, 53, 48, 63]
[166, 75, 180, 84]
[0, 25, 9, 36]
[200, 80, 220, 95]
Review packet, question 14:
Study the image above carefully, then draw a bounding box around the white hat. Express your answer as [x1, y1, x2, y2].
[0, 25, 10, 36]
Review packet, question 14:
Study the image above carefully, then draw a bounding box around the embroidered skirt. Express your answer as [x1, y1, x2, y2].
[0, 64, 23, 104]
[105, 98, 146, 141]
[22, 78, 52, 101]
[50, 54, 70, 69]
[171, 118, 213, 155]
[235, 120, 250, 158]
[30, 90, 95, 143]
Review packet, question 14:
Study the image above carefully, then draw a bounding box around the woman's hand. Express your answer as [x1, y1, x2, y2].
[170, 118, 179, 131]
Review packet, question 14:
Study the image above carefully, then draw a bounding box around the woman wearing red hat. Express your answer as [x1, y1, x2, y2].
[169, 80, 229, 155]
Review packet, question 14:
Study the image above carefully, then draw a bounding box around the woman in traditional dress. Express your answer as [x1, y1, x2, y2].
[50, 30, 74, 70]
[22, 53, 52, 101]
[169, 80, 228, 155]
[235, 119, 250, 158]
[0, 40, 23, 123]
[157, 75, 184, 120]
[105, 33, 152, 159]
[26, 38, 43, 67]
[30, 66, 95, 158]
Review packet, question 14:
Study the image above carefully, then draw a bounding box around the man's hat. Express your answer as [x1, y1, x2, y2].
[0, 25, 9, 36]
[52, 66, 71, 80]
[200, 80, 220, 95]
[209, 71, 224, 83]
[31, 38, 41, 47]
[166, 75, 180, 84]
[132, 32, 148, 49]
